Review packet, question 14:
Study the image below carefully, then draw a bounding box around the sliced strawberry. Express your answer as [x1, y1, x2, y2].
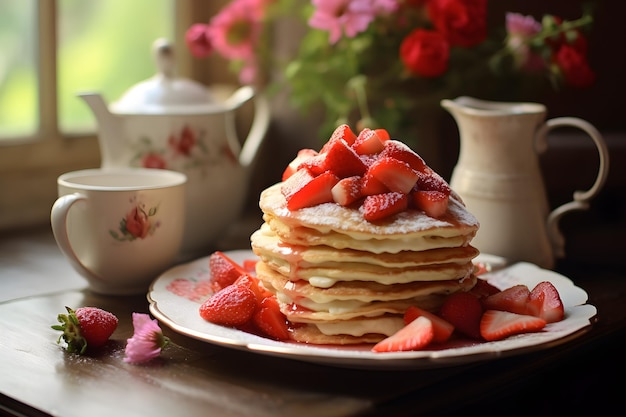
[527, 281, 565, 323]
[372, 316, 434, 352]
[326, 123, 358, 149]
[199, 283, 258, 327]
[234, 273, 265, 302]
[353, 128, 385, 155]
[404, 306, 454, 343]
[243, 258, 258, 273]
[331, 176, 363, 206]
[411, 190, 449, 218]
[482, 284, 531, 316]
[470, 277, 501, 299]
[367, 156, 418, 194]
[374, 128, 390, 142]
[209, 251, 248, 292]
[252, 297, 290, 340]
[439, 292, 484, 340]
[480, 310, 547, 342]
[281, 169, 339, 210]
[379, 140, 427, 172]
[298, 153, 327, 176]
[415, 169, 451, 195]
[360, 171, 389, 196]
[361, 192, 408, 222]
[322, 138, 368, 178]
[281, 148, 318, 181]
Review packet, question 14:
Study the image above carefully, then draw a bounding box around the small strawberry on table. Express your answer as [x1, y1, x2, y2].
[52, 306, 118, 354]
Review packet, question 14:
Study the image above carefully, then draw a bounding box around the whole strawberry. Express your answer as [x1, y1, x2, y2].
[199, 283, 258, 327]
[52, 306, 118, 354]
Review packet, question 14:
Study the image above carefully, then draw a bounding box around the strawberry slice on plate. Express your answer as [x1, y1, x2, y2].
[372, 316, 434, 352]
[528, 281, 565, 323]
[480, 310, 547, 341]
[209, 251, 248, 292]
[199, 283, 258, 327]
[439, 292, 483, 340]
[404, 306, 454, 344]
[482, 284, 531, 316]
[253, 297, 290, 341]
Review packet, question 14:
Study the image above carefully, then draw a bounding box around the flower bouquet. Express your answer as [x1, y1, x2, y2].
[185, 0, 594, 145]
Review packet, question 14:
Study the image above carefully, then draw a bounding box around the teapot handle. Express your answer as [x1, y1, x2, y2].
[237, 91, 271, 169]
[537, 117, 610, 258]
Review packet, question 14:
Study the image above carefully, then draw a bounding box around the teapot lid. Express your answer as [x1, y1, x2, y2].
[110, 38, 221, 115]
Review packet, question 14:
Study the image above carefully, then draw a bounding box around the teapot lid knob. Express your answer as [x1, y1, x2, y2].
[153, 38, 175, 79]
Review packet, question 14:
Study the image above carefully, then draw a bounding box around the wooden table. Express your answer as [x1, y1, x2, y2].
[0, 225, 624, 417]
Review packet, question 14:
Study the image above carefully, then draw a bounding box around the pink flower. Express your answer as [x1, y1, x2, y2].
[505, 13, 545, 72]
[207, 0, 263, 61]
[506, 12, 542, 38]
[309, 0, 377, 44]
[124, 313, 169, 364]
[185, 24, 213, 58]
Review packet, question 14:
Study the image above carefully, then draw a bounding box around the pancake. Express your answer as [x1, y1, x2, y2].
[249, 133, 480, 345]
[258, 183, 479, 254]
[251, 223, 479, 269]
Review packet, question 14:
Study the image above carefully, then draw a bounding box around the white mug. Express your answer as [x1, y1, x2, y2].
[51, 168, 187, 295]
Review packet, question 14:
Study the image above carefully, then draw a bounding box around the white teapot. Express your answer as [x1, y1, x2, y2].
[78, 39, 270, 257]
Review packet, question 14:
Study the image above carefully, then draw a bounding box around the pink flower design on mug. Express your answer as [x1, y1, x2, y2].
[110, 201, 160, 242]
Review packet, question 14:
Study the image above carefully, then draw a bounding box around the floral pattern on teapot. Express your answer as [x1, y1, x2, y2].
[130, 125, 237, 173]
[110, 199, 161, 242]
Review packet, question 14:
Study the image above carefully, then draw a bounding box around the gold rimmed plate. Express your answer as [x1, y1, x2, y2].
[147, 250, 596, 370]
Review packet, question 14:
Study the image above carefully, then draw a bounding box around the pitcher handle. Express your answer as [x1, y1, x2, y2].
[537, 117, 610, 258]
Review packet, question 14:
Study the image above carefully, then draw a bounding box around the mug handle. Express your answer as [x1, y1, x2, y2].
[536, 117, 610, 258]
[50, 193, 101, 282]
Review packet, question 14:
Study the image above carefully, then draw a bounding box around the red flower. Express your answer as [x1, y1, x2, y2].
[428, 0, 487, 47]
[400, 29, 450, 77]
[185, 24, 213, 58]
[125, 207, 151, 239]
[554, 44, 595, 88]
[169, 126, 197, 156]
[141, 153, 167, 169]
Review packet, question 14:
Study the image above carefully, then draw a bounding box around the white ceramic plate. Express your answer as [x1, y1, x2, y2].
[147, 250, 597, 370]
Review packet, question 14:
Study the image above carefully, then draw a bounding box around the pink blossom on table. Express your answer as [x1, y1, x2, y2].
[505, 12, 545, 72]
[207, 0, 263, 61]
[124, 313, 169, 364]
[309, 0, 377, 44]
[185, 23, 213, 58]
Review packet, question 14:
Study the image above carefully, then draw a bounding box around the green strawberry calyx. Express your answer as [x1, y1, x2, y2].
[51, 306, 88, 354]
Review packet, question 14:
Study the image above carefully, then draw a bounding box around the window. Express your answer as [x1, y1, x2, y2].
[0, 0, 214, 230]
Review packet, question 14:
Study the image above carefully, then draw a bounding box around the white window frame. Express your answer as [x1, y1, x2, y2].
[0, 0, 221, 231]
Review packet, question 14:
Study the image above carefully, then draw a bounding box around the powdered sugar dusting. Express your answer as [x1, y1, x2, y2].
[261, 184, 479, 237]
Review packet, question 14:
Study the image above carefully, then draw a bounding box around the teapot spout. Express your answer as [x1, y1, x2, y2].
[77, 93, 124, 168]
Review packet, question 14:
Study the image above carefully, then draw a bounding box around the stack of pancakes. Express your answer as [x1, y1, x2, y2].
[250, 183, 480, 345]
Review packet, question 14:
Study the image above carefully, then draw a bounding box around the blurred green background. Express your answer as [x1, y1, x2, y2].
[0, 0, 174, 137]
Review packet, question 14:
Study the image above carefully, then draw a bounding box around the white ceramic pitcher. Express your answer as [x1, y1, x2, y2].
[442, 96, 609, 269]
